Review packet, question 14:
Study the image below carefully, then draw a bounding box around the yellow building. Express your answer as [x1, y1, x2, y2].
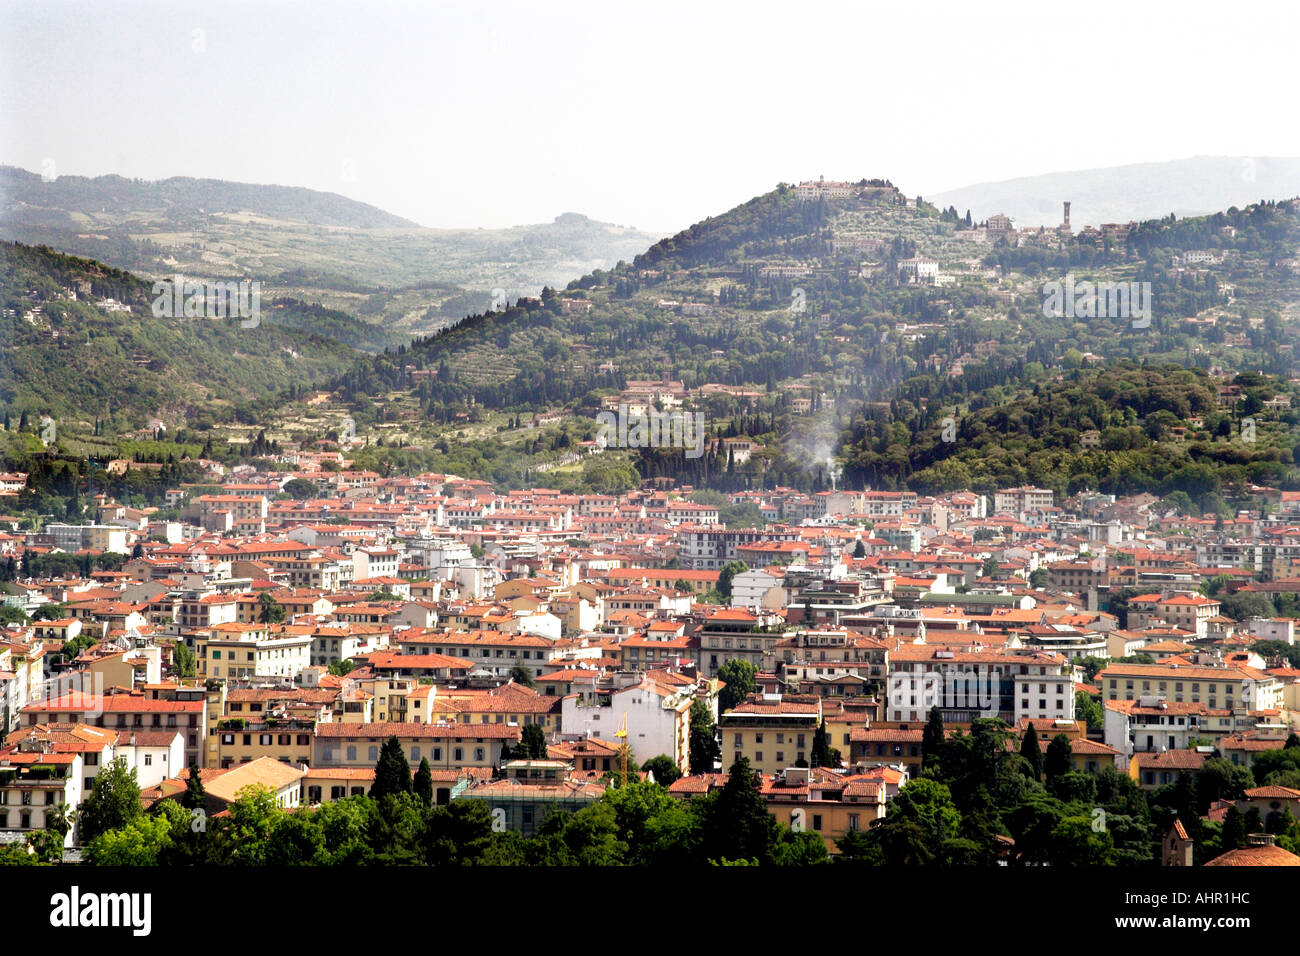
[718, 694, 822, 776]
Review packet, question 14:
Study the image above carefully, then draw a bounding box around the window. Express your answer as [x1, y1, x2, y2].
[221, 734, 234, 745]
[144, 754, 152, 766]
[755, 752, 763, 762]
[453, 747, 463, 762]
[812, 814, 822, 831]
[346, 746, 357, 761]
[260, 734, 273, 746]
[776, 752, 785, 764]
[368, 746, 378, 761]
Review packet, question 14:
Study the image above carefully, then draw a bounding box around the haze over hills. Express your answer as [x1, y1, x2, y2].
[0, 165, 666, 338]
[928, 156, 1300, 228]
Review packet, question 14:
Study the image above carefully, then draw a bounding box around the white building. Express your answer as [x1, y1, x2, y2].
[731, 569, 782, 610]
[115, 730, 187, 789]
[560, 674, 695, 771]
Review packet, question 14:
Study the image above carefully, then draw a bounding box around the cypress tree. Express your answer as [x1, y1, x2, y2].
[1020, 724, 1043, 780]
[1044, 734, 1073, 784]
[413, 757, 434, 807]
[921, 706, 945, 773]
[370, 735, 412, 799]
[181, 763, 207, 810]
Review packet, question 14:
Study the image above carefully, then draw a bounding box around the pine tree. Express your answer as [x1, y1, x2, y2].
[413, 757, 434, 807]
[1020, 724, 1043, 780]
[370, 736, 412, 799]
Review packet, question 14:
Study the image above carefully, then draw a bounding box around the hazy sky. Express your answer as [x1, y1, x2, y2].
[2, 0, 1297, 232]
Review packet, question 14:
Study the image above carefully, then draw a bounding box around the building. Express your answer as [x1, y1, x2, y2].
[560, 672, 696, 771]
[312, 722, 519, 771]
[719, 694, 822, 776]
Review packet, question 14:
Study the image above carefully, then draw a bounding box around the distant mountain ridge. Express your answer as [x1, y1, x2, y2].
[0, 165, 418, 229]
[0, 165, 665, 334]
[929, 155, 1300, 228]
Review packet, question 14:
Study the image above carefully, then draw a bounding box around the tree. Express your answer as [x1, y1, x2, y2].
[423, 800, 495, 865]
[889, 778, 963, 845]
[413, 757, 434, 807]
[519, 723, 548, 759]
[508, 664, 535, 688]
[701, 758, 779, 864]
[130, 541, 145, 559]
[811, 719, 834, 768]
[0, 605, 27, 626]
[370, 736, 412, 800]
[209, 785, 280, 865]
[1221, 806, 1247, 851]
[1020, 724, 1043, 781]
[84, 803, 188, 866]
[327, 658, 355, 677]
[173, 640, 196, 678]
[688, 698, 720, 774]
[181, 763, 206, 810]
[1074, 691, 1104, 733]
[921, 706, 945, 774]
[716, 560, 749, 601]
[1044, 734, 1073, 786]
[282, 478, 318, 500]
[257, 591, 286, 624]
[1197, 757, 1254, 810]
[641, 755, 682, 786]
[717, 659, 757, 713]
[78, 756, 142, 843]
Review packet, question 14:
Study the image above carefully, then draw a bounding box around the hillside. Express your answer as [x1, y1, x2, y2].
[214, 180, 1296, 495]
[0, 242, 365, 430]
[0, 166, 665, 338]
[929, 156, 1300, 228]
[843, 362, 1300, 506]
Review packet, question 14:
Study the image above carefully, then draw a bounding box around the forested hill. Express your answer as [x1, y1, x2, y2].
[301, 185, 1300, 497]
[842, 361, 1300, 507]
[0, 242, 365, 427]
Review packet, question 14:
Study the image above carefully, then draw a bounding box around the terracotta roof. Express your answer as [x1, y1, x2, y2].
[1205, 843, 1300, 867]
